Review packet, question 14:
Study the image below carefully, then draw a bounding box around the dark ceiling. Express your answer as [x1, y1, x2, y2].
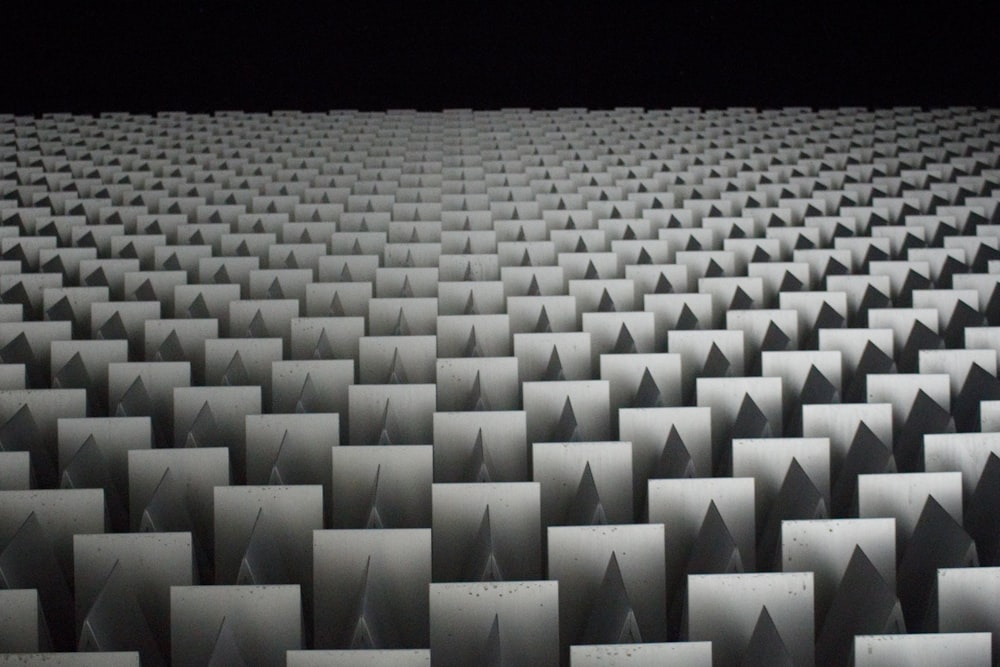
[3, 1, 999, 114]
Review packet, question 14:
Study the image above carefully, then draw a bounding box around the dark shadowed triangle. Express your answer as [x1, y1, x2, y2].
[187, 293, 211, 319]
[466, 429, 496, 483]
[551, 396, 583, 442]
[955, 364, 1000, 432]
[480, 614, 502, 667]
[163, 253, 182, 271]
[85, 266, 109, 287]
[364, 467, 385, 528]
[462, 290, 479, 315]
[687, 500, 744, 575]
[816, 546, 905, 666]
[675, 303, 700, 330]
[597, 288, 616, 312]
[155, 330, 186, 362]
[831, 420, 895, 517]
[403, 250, 416, 269]
[349, 556, 382, 649]
[526, 275, 541, 296]
[800, 365, 839, 404]
[339, 263, 354, 282]
[759, 459, 827, 569]
[585, 260, 601, 280]
[622, 225, 637, 240]
[702, 342, 731, 377]
[466, 371, 491, 411]
[944, 300, 986, 349]
[312, 329, 334, 360]
[398, 276, 414, 298]
[284, 251, 299, 269]
[514, 226, 526, 242]
[705, 259, 724, 277]
[729, 225, 747, 239]
[351, 239, 364, 255]
[534, 305, 552, 333]
[115, 376, 152, 418]
[568, 461, 607, 525]
[636, 247, 653, 265]
[564, 216, 577, 230]
[611, 324, 637, 354]
[207, 616, 248, 667]
[52, 352, 91, 390]
[741, 607, 794, 667]
[386, 349, 409, 384]
[897, 496, 978, 633]
[236, 507, 286, 585]
[463, 326, 484, 358]
[778, 271, 803, 293]
[899, 320, 944, 372]
[732, 394, 772, 440]
[750, 246, 771, 263]
[184, 401, 216, 448]
[246, 309, 270, 338]
[461, 237, 473, 255]
[631, 368, 663, 408]
[729, 286, 754, 310]
[392, 308, 411, 336]
[328, 292, 346, 317]
[519, 248, 533, 267]
[574, 236, 588, 253]
[894, 389, 955, 472]
[543, 346, 566, 382]
[653, 273, 673, 294]
[760, 322, 791, 354]
[581, 552, 642, 644]
[463, 505, 504, 582]
[768, 213, 786, 228]
[376, 400, 398, 447]
[292, 369, 319, 413]
[133, 279, 157, 302]
[967, 453, 1000, 566]
[213, 263, 233, 284]
[656, 426, 696, 478]
[813, 301, 845, 332]
[0, 282, 31, 313]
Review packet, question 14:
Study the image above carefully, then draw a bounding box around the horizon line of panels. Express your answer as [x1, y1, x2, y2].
[1, 107, 1000, 666]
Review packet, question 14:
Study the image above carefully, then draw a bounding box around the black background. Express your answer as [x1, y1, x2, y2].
[3, 1, 999, 114]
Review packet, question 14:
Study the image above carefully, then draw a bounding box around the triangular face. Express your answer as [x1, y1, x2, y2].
[364, 468, 385, 528]
[687, 500, 743, 575]
[581, 552, 642, 644]
[519, 248, 533, 267]
[704, 259, 724, 277]
[328, 292, 346, 317]
[339, 263, 354, 282]
[653, 273, 673, 294]
[729, 286, 755, 310]
[349, 556, 382, 649]
[574, 236, 588, 253]
[622, 225, 637, 240]
[466, 371, 492, 411]
[206, 616, 248, 667]
[85, 266, 109, 287]
[631, 368, 663, 409]
[584, 260, 601, 280]
[799, 364, 839, 404]
[184, 401, 217, 448]
[731, 393, 771, 440]
[550, 396, 583, 442]
[463, 326, 484, 358]
[132, 278, 157, 302]
[155, 330, 186, 363]
[675, 303, 700, 330]
[542, 346, 566, 382]
[611, 323, 637, 354]
[463, 291, 478, 316]
[221, 351, 250, 387]
[741, 607, 794, 667]
[463, 506, 504, 582]
[376, 400, 398, 447]
[568, 462, 607, 525]
[760, 321, 791, 353]
[392, 308, 411, 336]
[534, 305, 552, 333]
[656, 425, 696, 478]
[245, 309, 270, 338]
[597, 288, 616, 312]
[52, 351, 91, 390]
[966, 453, 1000, 566]
[480, 614, 503, 667]
[703, 342, 731, 377]
[295, 373, 317, 414]
[385, 348, 409, 384]
[312, 329, 334, 360]
[526, 275, 541, 297]
[398, 276, 414, 298]
[115, 375, 152, 418]
[815, 546, 905, 666]
[831, 420, 894, 516]
[213, 264, 233, 284]
[465, 429, 496, 483]
[187, 293, 211, 319]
